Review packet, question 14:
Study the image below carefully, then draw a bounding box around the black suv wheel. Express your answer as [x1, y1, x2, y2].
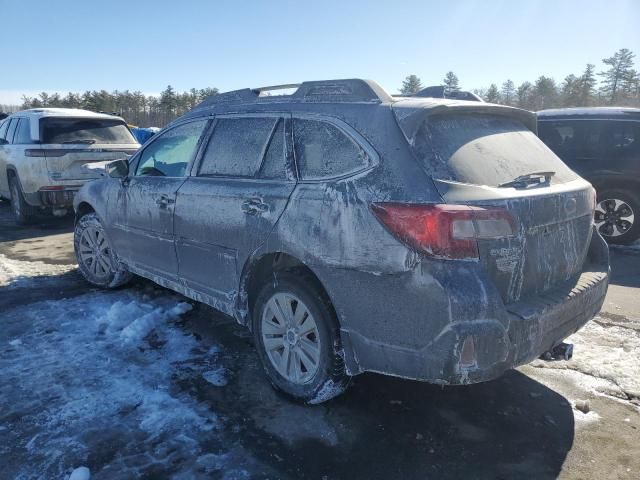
[595, 188, 640, 245]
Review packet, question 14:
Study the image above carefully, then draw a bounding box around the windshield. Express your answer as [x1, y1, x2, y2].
[411, 114, 577, 187]
[41, 117, 138, 145]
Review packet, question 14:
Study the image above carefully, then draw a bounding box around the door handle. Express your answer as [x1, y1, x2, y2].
[156, 195, 175, 207]
[241, 198, 269, 215]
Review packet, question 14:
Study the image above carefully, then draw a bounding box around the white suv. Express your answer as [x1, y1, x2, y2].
[0, 108, 140, 223]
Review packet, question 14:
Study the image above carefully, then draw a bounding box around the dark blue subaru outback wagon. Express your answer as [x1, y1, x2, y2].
[73, 79, 609, 403]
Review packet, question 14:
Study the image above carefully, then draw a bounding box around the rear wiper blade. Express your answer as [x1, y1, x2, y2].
[61, 139, 96, 144]
[498, 171, 555, 188]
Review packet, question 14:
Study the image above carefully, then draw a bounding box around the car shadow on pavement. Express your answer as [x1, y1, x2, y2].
[0, 200, 74, 243]
[608, 248, 640, 288]
[186, 308, 575, 480]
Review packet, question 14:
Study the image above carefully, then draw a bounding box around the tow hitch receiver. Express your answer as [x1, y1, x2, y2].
[540, 342, 574, 361]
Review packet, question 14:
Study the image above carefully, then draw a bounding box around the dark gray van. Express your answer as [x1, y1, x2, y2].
[538, 107, 640, 244]
[73, 79, 609, 403]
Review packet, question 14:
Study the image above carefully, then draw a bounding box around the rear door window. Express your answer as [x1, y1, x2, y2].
[257, 118, 288, 180]
[198, 117, 280, 177]
[135, 119, 208, 177]
[411, 115, 577, 187]
[5, 119, 18, 144]
[293, 118, 369, 180]
[41, 117, 137, 144]
[14, 119, 33, 144]
[0, 120, 9, 141]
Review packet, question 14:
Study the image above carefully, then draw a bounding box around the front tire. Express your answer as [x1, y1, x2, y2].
[74, 212, 132, 288]
[252, 272, 350, 404]
[594, 188, 640, 245]
[9, 175, 37, 225]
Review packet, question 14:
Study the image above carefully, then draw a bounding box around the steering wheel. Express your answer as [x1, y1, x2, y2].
[139, 166, 165, 177]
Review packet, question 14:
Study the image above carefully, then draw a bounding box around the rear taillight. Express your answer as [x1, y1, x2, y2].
[589, 187, 597, 211]
[370, 203, 516, 260]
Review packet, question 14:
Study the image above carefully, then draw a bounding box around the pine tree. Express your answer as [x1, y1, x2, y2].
[442, 71, 460, 95]
[516, 82, 534, 110]
[599, 48, 636, 104]
[400, 75, 423, 95]
[485, 84, 500, 103]
[500, 80, 516, 106]
[160, 85, 176, 115]
[561, 74, 581, 106]
[578, 64, 597, 106]
[531, 76, 558, 110]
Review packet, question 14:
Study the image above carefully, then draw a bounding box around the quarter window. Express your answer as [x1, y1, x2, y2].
[293, 119, 368, 180]
[198, 117, 278, 177]
[135, 119, 208, 177]
[609, 121, 640, 151]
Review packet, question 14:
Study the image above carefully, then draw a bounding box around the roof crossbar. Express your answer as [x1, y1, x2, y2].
[194, 79, 392, 110]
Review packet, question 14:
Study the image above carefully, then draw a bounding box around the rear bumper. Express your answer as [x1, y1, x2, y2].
[24, 187, 80, 208]
[336, 228, 609, 384]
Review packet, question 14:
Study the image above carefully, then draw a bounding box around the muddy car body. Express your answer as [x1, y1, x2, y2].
[73, 79, 609, 403]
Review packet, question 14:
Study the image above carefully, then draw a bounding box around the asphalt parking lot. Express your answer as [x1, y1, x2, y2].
[1, 199, 639, 480]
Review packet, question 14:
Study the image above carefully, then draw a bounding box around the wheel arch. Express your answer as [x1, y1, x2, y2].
[237, 251, 340, 332]
[75, 201, 96, 223]
[589, 174, 640, 196]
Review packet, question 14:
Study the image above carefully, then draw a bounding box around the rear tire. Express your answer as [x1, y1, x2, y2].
[74, 212, 132, 288]
[252, 272, 350, 404]
[595, 188, 640, 245]
[9, 175, 37, 225]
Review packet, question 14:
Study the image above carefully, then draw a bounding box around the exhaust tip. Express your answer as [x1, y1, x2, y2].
[540, 342, 574, 361]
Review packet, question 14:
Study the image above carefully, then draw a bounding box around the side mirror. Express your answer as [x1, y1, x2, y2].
[106, 158, 130, 178]
[0, 138, 8, 146]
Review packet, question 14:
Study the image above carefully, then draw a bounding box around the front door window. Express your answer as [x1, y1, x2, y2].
[136, 120, 208, 177]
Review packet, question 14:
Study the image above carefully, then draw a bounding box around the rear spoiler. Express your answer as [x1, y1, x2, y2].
[392, 101, 537, 148]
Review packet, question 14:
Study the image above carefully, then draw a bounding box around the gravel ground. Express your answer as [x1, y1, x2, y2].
[0, 200, 638, 480]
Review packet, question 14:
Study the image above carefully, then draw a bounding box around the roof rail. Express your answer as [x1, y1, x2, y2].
[402, 86, 484, 102]
[194, 79, 393, 110]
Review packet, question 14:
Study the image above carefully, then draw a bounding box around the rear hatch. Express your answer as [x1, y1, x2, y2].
[39, 116, 139, 181]
[393, 101, 595, 303]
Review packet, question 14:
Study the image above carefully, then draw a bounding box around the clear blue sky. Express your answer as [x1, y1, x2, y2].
[0, 0, 638, 104]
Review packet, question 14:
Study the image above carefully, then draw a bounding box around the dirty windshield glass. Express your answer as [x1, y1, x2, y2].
[412, 115, 577, 187]
[41, 117, 137, 144]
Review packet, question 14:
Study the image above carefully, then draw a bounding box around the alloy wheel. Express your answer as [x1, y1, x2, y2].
[594, 198, 635, 238]
[78, 226, 113, 278]
[261, 292, 321, 384]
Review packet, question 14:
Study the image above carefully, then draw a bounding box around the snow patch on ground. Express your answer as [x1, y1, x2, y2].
[573, 408, 601, 426]
[68, 466, 91, 480]
[0, 252, 76, 287]
[202, 367, 228, 387]
[565, 321, 640, 400]
[0, 289, 227, 479]
[531, 318, 640, 403]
